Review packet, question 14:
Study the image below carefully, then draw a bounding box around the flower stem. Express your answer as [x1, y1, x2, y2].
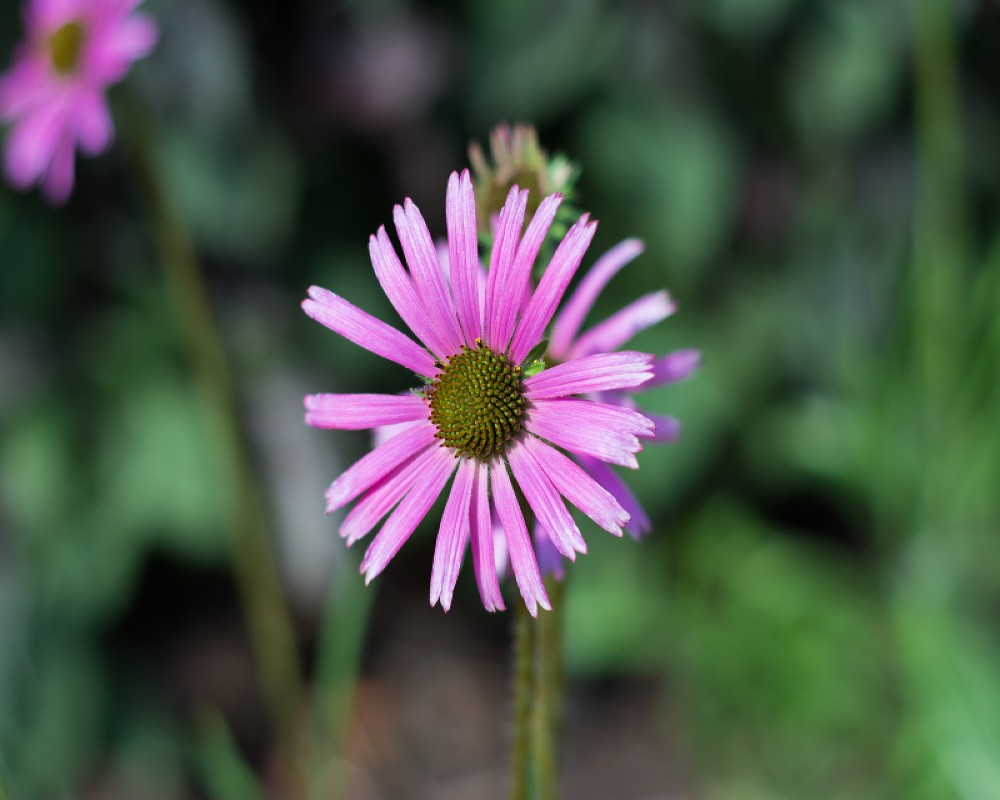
[511, 599, 536, 800]
[533, 578, 565, 800]
[119, 96, 304, 781]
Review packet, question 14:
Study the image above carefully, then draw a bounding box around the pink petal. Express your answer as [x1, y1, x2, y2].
[40, 132, 75, 204]
[3, 101, 67, 188]
[393, 199, 463, 355]
[489, 191, 562, 353]
[371, 228, 452, 360]
[97, 14, 158, 80]
[340, 443, 441, 545]
[507, 440, 585, 559]
[360, 446, 455, 582]
[549, 239, 644, 360]
[649, 349, 701, 387]
[73, 90, 113, 154]
[446, 170, 482, 345]
[522, 436, 629, 535]
[533, 520, 566, 580]
[491, 457, 550, 616]
[483, 186, 528, 351]
[526, 398, 654, 469]
[0, 58, 51, 121]
[648, 413, 682, 443]
[324, 421, 437, 511]
[304, 393, 427, 430]
[509, 214, 597, 365]
[471, 462, 505, 611]
[302, 286, 437, 377]
[577, 454, 651, 538]
[430, 457, 476, 610]
[524, 352, 654, 399]
[569, 291, 676, 359]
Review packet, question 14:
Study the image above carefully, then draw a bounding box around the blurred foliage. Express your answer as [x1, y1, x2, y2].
[2, 0, 1000, 798]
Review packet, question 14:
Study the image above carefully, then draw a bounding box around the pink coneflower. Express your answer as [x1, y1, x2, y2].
[303, 170, 656, 615]
[0, 0, 158, 203]
[540, 239, 700, 546]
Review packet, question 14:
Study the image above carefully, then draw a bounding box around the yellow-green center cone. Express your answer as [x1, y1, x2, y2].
[49, 21, 85, 75]
[427, 339, 525, 460]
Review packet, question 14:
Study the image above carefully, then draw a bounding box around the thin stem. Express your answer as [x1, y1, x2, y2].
[532, 578, 565, 800]
[119, 96, 304, 777]
[511, 599, 536, 800]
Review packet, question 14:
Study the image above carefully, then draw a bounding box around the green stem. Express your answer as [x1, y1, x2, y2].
[532, 578, 565, 800]
[511, 599, 536, 800]
[120, 97, 304, 780]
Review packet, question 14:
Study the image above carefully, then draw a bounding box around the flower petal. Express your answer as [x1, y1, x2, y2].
[394, 199, 463, 354]
[524, 352, 654, 399]
[324, 421, 437, 511]
[371, 227, 453, 359]
[490, 191, 562, 353]
[430, 457, 476, 610]
[302, 286, 436, 377]
[526, 398, 654, 469]
[576, 454, 651, 538]
[648, 413, 682, 443]
[304, 393, 427, 430]
[360, 446, 456, 582]
[3, 101, 66, 188]
[549, 239, 644, 360]
[533, 520, 566, 580]
[340, 443, 441, 544]
[483, 186, 529, 351]
[97, 14, 158, 81]
[521, 436, 629, 535]
[40, 132, 75, 204]
[491, 457, 550, 616]
[569, 291, 676, 359]
[507, 440, 585, 558]
[509, 214, 597, 364]
[649, 349, 701, 387]
[447, 169, 482, 345]
[471, 461, 505, 611]
[73, 90, 113, 155]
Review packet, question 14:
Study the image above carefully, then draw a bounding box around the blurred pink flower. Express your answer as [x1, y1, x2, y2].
[303, 170, 656, 615]
[0, 0, 157, 203]
[532, 239, 699, 567]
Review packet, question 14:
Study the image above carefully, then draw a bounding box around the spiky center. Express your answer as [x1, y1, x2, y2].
[427, 339, 525, 460]
[48, 22, 85, 75]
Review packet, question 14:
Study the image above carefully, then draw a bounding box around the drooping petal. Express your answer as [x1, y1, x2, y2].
[647, 413, 682, 443]
[524, 352, 654, 399]
[324, 421, 437, 511]
[304, 393, 427, 430]
[340, 443, 442, 544]
[491, 457, 550, 616]
[490, 192, 562, 353]
[569, 291, 676, 359]
[533, 521, 566, 580]
[483, 186, 529, 351]
[302, 286, 437, 377]
[549, 238, 644, 360]
[0, 58, 50, 121]
[393, 199, 463, 354]
[371, 228, 453, 359]
[430, 457, 476, 610]
[507, 440, 585, 558]
[360, 446, 456, 582]
[576, 454, 651, 538]
[509, 214, 597, 364]
[648, 349, 701, 387]
[95, 14, 158, 81]
[40, 132, 75, 205]
[522, 435, 629, 535]
[446, 170, 482, 345]
[3, 101, 66, 188]
[470, 462, 504, 611]
[72, 90, 113, 154]
[526, 398, 654, 469]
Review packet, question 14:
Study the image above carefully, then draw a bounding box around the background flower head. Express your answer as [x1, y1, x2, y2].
[0, 0, 158, 203]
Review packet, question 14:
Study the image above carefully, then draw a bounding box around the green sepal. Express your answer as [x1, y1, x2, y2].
[522, 340, 550, 366]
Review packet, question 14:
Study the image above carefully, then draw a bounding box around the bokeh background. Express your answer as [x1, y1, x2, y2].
[2, 0, 999, 798]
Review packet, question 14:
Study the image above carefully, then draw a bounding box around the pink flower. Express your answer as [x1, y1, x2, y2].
[533, 239, 699, 564]
[0, 0, 158, 203]
[303, 170, 657, 615]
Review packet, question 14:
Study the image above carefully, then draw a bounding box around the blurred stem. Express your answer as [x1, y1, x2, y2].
[119, 96, 304, 779]
[511, 600, 535, 800]
[308, 566, 375, 800]
[532, 578, 565, 800]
